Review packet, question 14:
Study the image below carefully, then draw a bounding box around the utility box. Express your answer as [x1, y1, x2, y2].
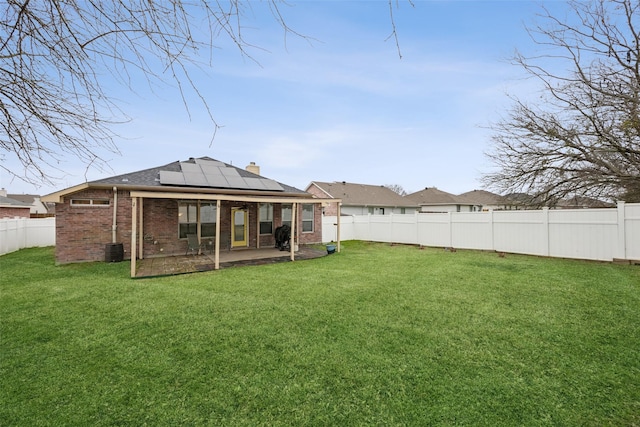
[105, 243, 124, 262]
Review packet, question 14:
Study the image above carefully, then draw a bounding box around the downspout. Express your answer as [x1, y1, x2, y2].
[112, 187, 118, 243]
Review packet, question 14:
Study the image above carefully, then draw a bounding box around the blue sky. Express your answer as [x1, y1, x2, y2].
[2, 0, 567, 196]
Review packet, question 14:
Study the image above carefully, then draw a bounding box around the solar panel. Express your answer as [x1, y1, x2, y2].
[159, 160, 284, 191]
[220, 167, 240, 177]
[243, 177, 268, 190]
[225, 176, 248, 189]
[262, 179, 284, 191]
[183, 172, 208, 186]
[206, 174, 229, 187]
[180, 162, 202, 174]
[159, 171, 185, 185]
[195, 158, 225, 167]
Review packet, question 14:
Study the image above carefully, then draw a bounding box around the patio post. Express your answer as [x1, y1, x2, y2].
[138, 198, 144, 260]
[336, 201, 341, 252]
[290, 202, 297, 261]
[214, 199, 221, 270]
[130, 197, 138, 277]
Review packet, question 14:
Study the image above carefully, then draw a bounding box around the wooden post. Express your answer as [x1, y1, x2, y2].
[215, 199, 221, 270]
[336, 202, 341, 252]
[196, 200, 201, 254]
[138, 198, 144, 260]
[130, 197, 137, 278]
[256, 203, 260, 249]
[290, 202, 297, 261]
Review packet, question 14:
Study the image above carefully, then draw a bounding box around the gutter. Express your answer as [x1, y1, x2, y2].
[43, 183, 312, 203]
[112, 187, 118, 243]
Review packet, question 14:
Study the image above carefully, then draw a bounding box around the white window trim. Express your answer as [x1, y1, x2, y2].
[70, 199, 110, 207]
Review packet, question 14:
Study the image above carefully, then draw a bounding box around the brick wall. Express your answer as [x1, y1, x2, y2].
[0, 207, 31, 219]
[306, 185, 338, 216]
[55, 191, 325, 263]
[55, 188, 132, 263]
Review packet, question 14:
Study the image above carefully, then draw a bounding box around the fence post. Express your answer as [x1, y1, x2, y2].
[616, 201, 626, 260]
[448, 212, 453, 248]
[542, 207, 550, 256]
[489, 209, 495, 251]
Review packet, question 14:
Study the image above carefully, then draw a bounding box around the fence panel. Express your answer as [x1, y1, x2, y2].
[417, 213, 451, 247]
[548, 209, 618, 261]
[493, 210, 547, 256]
[323, 203, 640, 262]
[0, 217, 56, 256]
[389, 214, 418, 245]
[369, 215, 394, 243]
[451, 212, 492, 250]
[625, 203, 640, 260]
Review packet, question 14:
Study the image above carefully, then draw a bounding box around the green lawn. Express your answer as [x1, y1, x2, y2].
[1, 242, 639, 426]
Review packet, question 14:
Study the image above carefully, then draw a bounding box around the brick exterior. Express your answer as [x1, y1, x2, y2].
[0, 207, 31, 219]
[306, 184, 338, 216]
[54, 189, 324, 264]
[55, 189, 133, 263]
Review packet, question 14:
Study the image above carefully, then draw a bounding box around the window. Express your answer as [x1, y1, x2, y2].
[282, 204, 292, 228]
[259, 203, 273, 234]
[71, 199, 110, 206]
[302, 204, 314, 232]
[178, 201, 216, 239]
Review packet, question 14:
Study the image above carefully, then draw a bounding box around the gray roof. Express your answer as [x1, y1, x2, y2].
[457, 189, 511, 206]
[90, 157, 307, 194]
[7, 194, 38, 204]
[309, 181, 418, 207]
[405, 187, 464, 205]
[0, 195, 32, 208]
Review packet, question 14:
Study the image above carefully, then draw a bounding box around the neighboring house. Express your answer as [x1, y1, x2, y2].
[0, 192, 32, 218]
[43, 157, 335, 270]
[405, 187, 479, 213]
[6, 193, 52, 216]
[506, 193, 614, 209]
[457, 189, 519, 211]
[306, 181, 418, 216]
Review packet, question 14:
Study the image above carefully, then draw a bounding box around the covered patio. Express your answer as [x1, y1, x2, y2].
[130, 190, 342, 278]
[134, 245, 329, 278]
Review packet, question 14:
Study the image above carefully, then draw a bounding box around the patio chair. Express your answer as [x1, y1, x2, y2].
[186, 234, 205, 255]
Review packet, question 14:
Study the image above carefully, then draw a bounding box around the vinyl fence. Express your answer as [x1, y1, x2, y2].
[0, 217, 56, 256]
[323, 202, 640, 262]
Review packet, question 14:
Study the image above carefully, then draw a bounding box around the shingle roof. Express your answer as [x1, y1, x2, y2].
[309, 181, 418, 207]
[457, 189, 510, 205]
[405, 187, 463, 205]
[90, 157, 307, 194]
[6, 194, 38, 204]
[0, 195, 32, 208]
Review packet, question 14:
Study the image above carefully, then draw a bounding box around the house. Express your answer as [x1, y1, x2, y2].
[457, 189, 519, 211]
[306, 181, 418, 215]
[5, 193, 53, 217]
[0, 189, 32, 218]
[506, 192, 614, 209]
[405, 187, 480, 213]
[556, 196, 615, 209]
[43, 157, 338, 275]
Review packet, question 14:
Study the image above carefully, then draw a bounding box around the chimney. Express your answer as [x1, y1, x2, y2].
[0, 188, 6, 197]
[246, 162, 260, 175]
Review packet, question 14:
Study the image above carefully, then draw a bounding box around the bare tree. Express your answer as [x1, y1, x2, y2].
[384, 184, 407, 196]
[1, 1, 410, 187]
[483, 0, 640, 205]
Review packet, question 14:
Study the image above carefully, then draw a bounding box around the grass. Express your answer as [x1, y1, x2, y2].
[1, 242, 639, 426]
